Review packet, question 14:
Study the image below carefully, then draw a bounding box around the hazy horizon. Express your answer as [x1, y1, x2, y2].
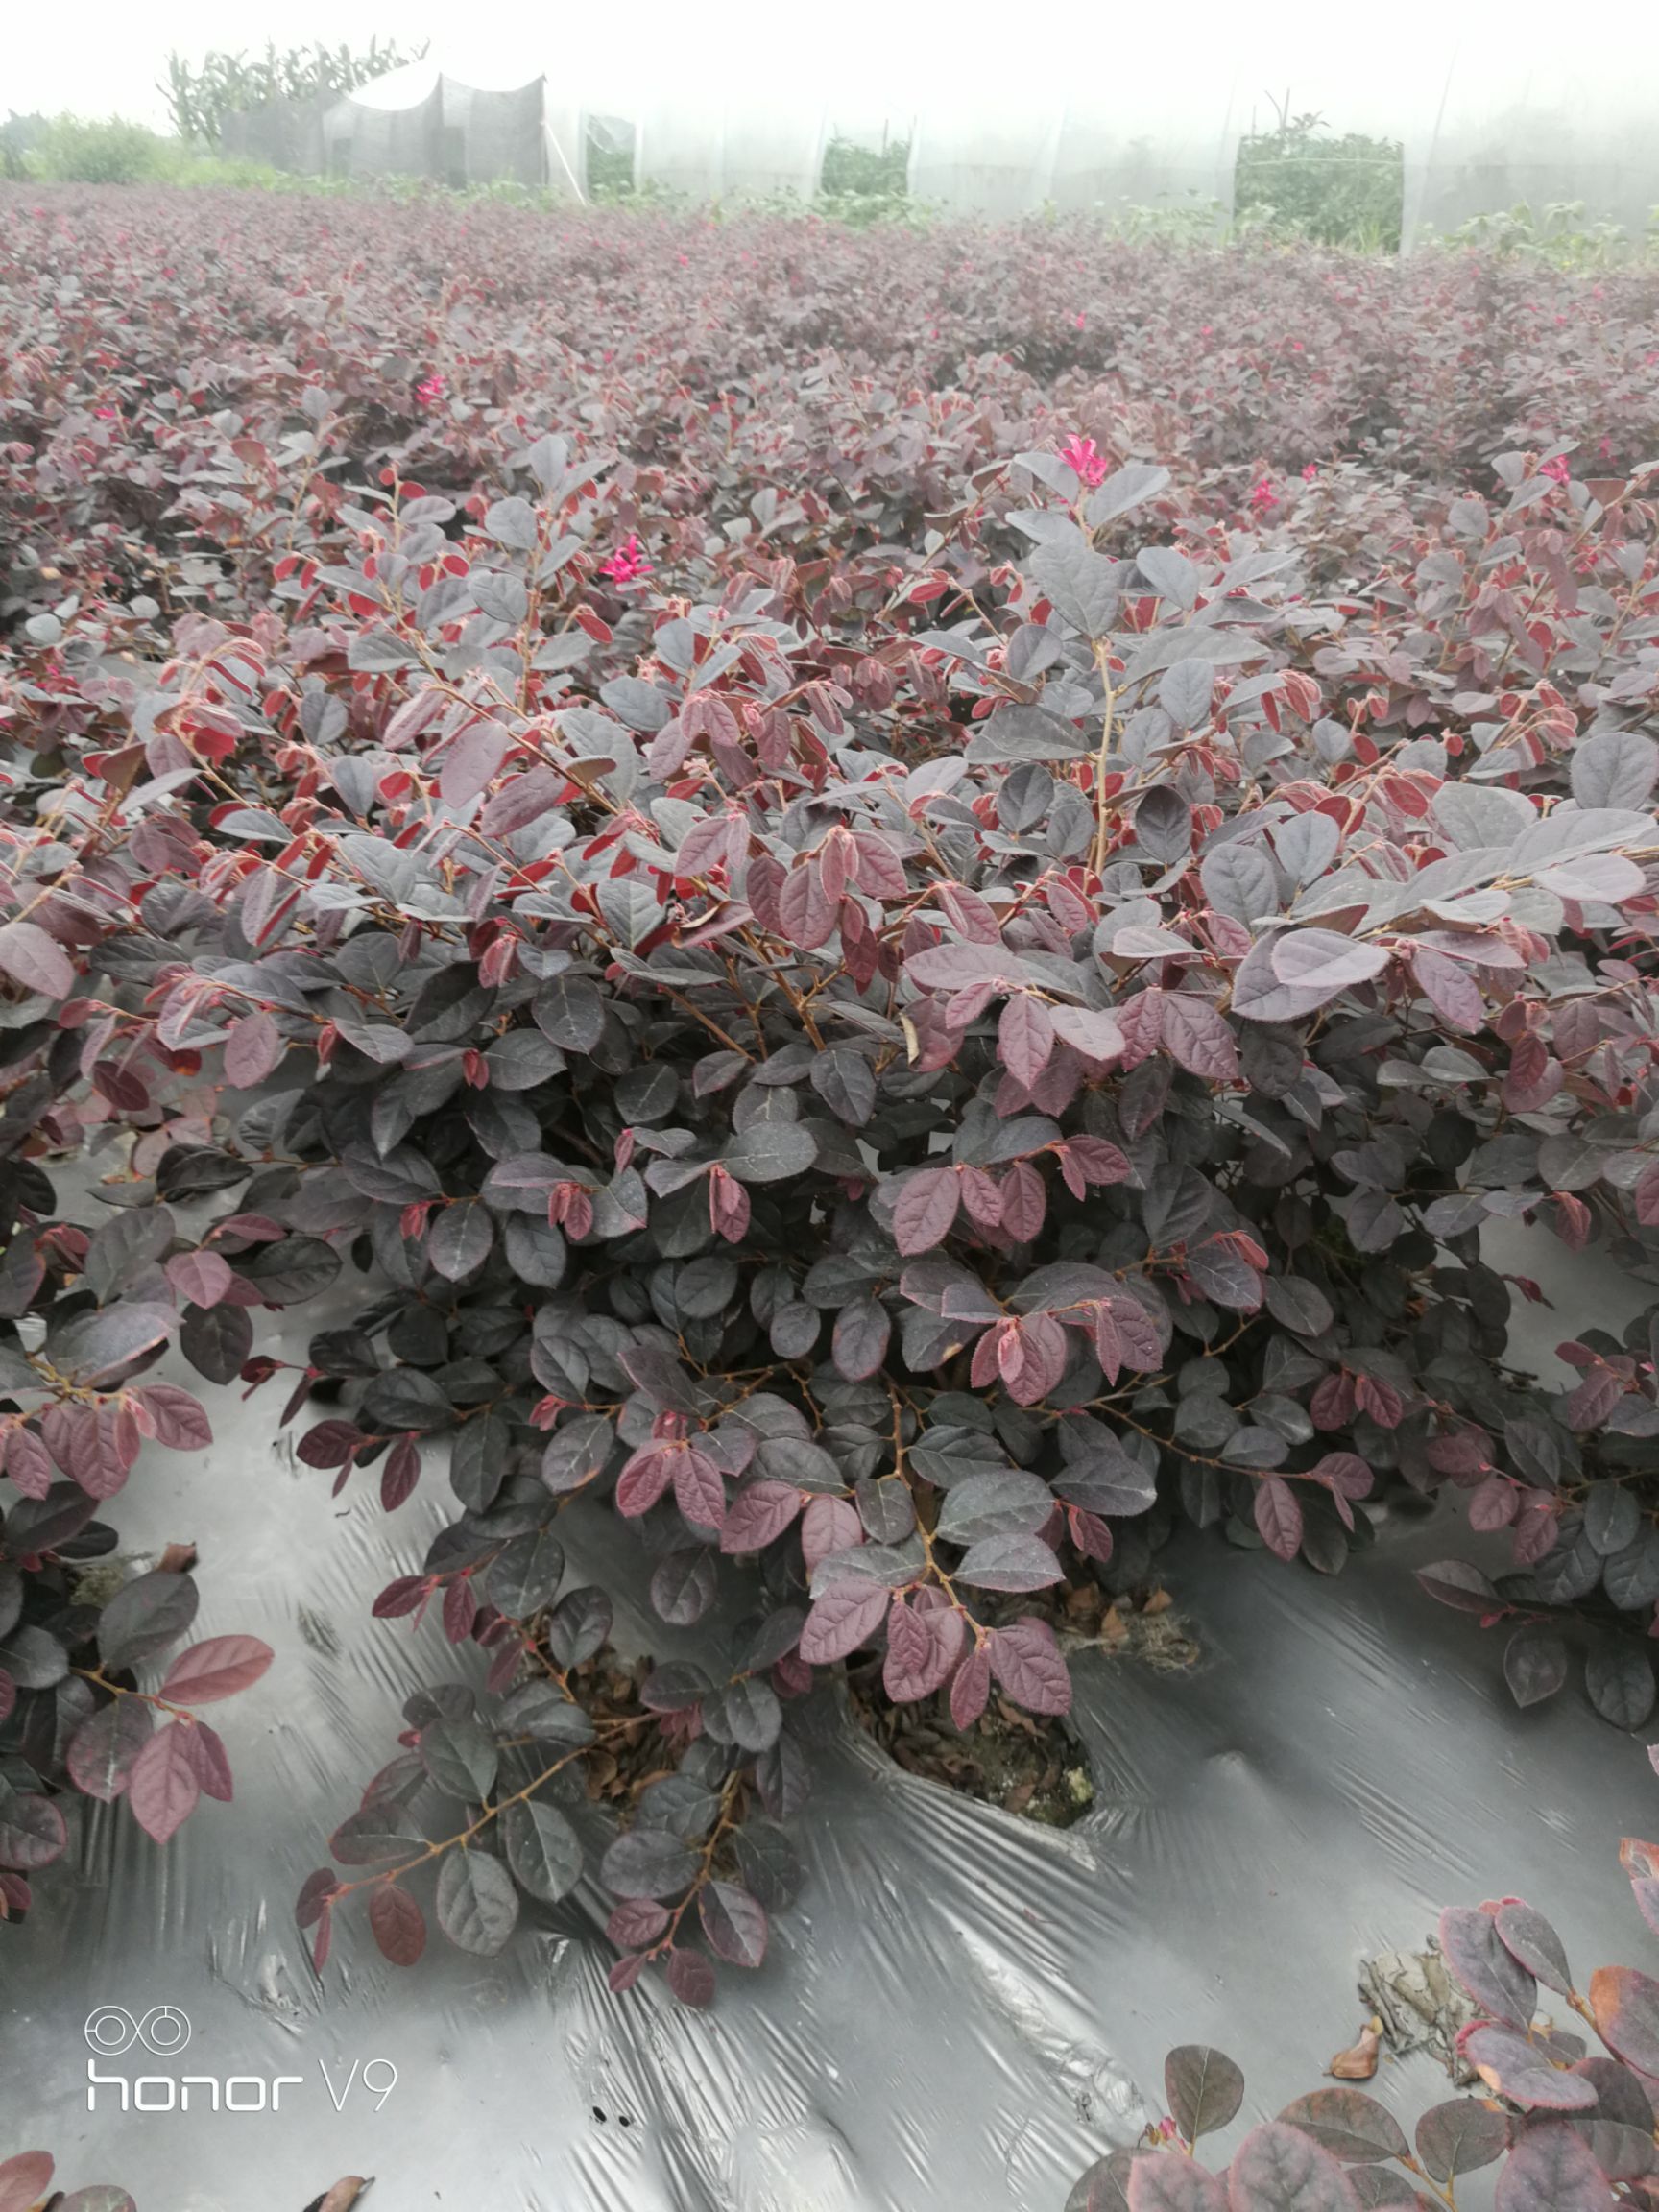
[8, 0, 1653, 141]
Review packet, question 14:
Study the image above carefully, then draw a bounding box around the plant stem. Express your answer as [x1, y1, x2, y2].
[1091, 642, 1117, 878]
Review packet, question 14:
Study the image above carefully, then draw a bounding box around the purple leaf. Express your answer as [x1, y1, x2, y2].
[1413, 2101, 1508, 2184]
[1165, 2047, 1245, 2143]
[987, 1616, 1071, 1715]
[1459, 2025, 1596, 2110]
[832, 1297, 891, 1381]
[1494, 1901, 1575, 1999]
[1493, 2123, 1614, 2212]
[893, 1166, 961, 1256]
[1277, 2089, 1409, 2163]
[1161, 994, 1239, 1081]
[883, 1599, 964, 1701]
[127, 1724, 201, 1844]
[1227, 2121, 1361, 2212]
[700, 1880, 768, 1968]
[159, 1634, 275, 1705]
[999, 994, 1056, 1088]
[954, 1533, 1064, 1593]
[224, 1009, 283, 1088]
[1128, 2152, 1230, 2212]
[1269, 930, 1390, 1001]
[798, 1580, 891, 1665]
[0, 919, 74, 998]
[1589, 1966, 1659, 2075]
[1254, 1475, 1304, 1561]
[1439, 1905, 1538, 2028]
[666, 1947, 716, 2008]
[66, 1698, 155, 1800]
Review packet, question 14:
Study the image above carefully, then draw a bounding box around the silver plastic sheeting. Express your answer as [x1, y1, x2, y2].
[9, 1231, 1658, 2209]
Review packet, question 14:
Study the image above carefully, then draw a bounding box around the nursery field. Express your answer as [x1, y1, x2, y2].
[6, 188, 1659, 2211]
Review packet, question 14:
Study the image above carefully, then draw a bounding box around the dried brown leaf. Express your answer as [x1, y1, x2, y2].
[1327, 2024, 1382, 2080]
[303, 2179, 373, 2212]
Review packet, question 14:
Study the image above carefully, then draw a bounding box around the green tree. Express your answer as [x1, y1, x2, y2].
[1234, 104, 1404, 252]
[158, 36, 427, 147]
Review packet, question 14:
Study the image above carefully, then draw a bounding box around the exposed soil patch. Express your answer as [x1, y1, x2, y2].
[849, 1585, 1201, 1825]
[1057, 1580, 1204, 1674]
[848, 1665, 1096, 1826]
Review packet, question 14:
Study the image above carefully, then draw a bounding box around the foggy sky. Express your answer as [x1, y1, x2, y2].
[6, 0, 1651, 146]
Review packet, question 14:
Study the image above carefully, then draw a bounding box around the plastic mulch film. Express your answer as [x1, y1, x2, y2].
[8, 1235, 1656, 2210]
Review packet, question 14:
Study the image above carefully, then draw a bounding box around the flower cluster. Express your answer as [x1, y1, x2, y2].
[599, 531, 652, 584]
[1058, 433, 1109, 489]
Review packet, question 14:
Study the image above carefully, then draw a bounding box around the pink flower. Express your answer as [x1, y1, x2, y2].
[1599, 436, 1616, 461]
[1541, 455, 1571, 484]
[1057, 434, 1108, 489]
[601, 533, 652, 585]
[415, 373, 445, 408]
[95, 406, 117, 420]
[1248, 474, 1279, 517]
[1073, 311, 1086, 329]
[1301, 462, 1318, 481]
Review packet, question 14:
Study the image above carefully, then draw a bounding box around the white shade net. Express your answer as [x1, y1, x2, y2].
[80, 0, 1654, 237]
[632, 95, 825, 203]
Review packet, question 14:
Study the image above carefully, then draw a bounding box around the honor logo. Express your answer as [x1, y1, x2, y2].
[84, 2008, 397, 2115]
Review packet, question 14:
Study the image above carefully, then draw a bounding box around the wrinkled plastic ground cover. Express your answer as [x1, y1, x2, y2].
[7, 1251, 1656, 2211]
